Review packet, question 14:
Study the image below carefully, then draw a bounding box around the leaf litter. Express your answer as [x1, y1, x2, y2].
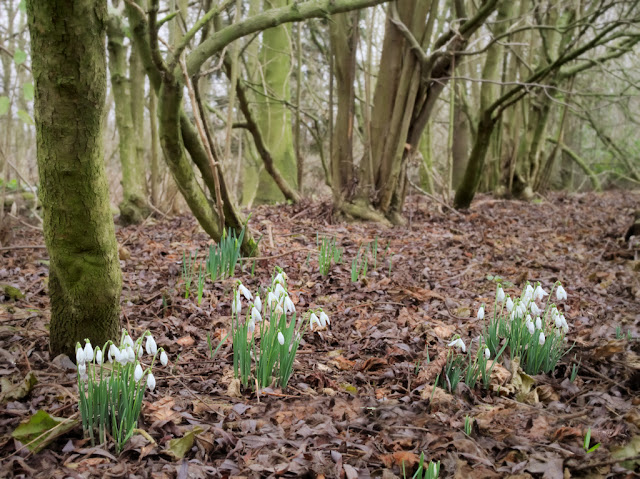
[0, 191, 639, 477]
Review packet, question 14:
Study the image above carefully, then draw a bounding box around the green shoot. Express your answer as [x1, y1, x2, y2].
[182, 250, 198, 299]
[196, 261, 206, 305]
[583, 427, 601, 454]
[464, 415, 473, 436]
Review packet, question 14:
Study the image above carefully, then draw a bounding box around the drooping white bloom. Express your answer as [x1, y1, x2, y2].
[78, 362, 87, 380]
[83, 341, 94, 362]
[477, 306, 485, 320]
[267, 291, 278, 308]
[526, 320, 535, 335]
[535, 317, 542, 330]
[232, 289, 242, 316]
[556, 285, 567, 301]
[254, 295, 262, 313]
[147, 373, 156, 391]
[76, 344, 86, 365]
[277, 331, 285, 345]
[95, 348, 103, 365]
[525, 314, 532, 324]
[560, 315, 569, 334]
[538, 332, 546, 346]
[516, 301, 527, 318]
[136, 344, 143, 358]
[160, 350, 168, 366]
[134, 364, 143, 382]
[447, 337, 466, 353]
[524, 284, 534, 301]
[123, 345, 136, 364]
[554, 312, 563, 329]
[496, 286, 505, 303]
[238, 283, 253, 301]
[506, 297, 514, 312]
[274, 283, 286, 299]
[274, 271, 287, 285]
[274, 303, 284, 317]
[247, 318, 256, 335]
[108, 344, 120, 363]
[310, 313, 321, 330]
[530, 302, 542, 316]
[319, 311, 330, 327]
[251, 306, 262, 323]
[284, 296, 296, 315]
[146, 335, 158, 356]
[533, 284, 548, 302]
[123, 332, 134, 348]
[484, 348, 490, 359]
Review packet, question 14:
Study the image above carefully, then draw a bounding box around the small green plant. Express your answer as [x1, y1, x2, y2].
[75, 330, 169, 453]
[206, 226, 245, 281]
[402, 452, 440, 479]
[464, 415, 473, 436]
[615, 326, 633, 340]
[372, 236, 378, 270]
[196, 262, 206, 305]
[318, 236, 343, 276]
[350, 246, 369, 282]
[181, 250, 198, 299]
[583, 427, 601, 454]
[570, 356, 580, 382]
[388, 253, 394, 277]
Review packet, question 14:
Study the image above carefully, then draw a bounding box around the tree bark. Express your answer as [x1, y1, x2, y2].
[27, 0, 121, 357]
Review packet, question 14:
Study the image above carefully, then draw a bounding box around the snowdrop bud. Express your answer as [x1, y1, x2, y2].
[319, 311, 330, 326]
[76, 344, 86, 365]
[83, 341, 94, 362]
[526, 320, 535, 335]
[530, 302, 542, 316]
[535, 317, 542, 330]
[232, 290, 242, 316]
[238, 283, 253, 301]
[146, 335, 158, 356]
[123, 332, 134, 348]
[147, 373, 156, 391]
[251, 306, 262, 323]
[477, 306, 485, 320]
[533, 284, 548, 302]
[136, 344, 143, 358]
[95, 348, 103, 365]
[506, 297, 514, 312]
[277, 331, 285, 346]
[134, 364, 143, 382]
[496, 286, 505, 303]
[254, 295, 262, 312]
[484, 348, 490, 359]
[160, 350, 168, 367]
[538, 332, 546, 346]
[310, 313, 321, 330]
[284, 296, 296, 315]
[556, 285, 567, 301]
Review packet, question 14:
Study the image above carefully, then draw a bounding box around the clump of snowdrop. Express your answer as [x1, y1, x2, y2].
[481, 281, 572, 375]
[231, 267, 326, 390]
[75, 330, 169, 453]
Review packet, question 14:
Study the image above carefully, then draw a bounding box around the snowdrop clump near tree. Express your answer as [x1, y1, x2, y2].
[231, 267, 330, 391]
[75, 330, 170, 452]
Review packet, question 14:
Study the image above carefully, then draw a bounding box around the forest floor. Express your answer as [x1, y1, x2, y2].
[1, 191, 639, 479]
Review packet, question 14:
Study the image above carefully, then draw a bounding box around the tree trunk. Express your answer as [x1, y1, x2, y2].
[27, 0, 121, 358]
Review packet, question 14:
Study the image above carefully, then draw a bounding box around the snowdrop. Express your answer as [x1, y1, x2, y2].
[284, 296, 296, 315]
[535, 317, 542, 330]
[530, 302, 542, 317]
[319, 311, 330, 327]
[310, 312, 322, 330]
[538, 332, 546, 346]
[238, 283, 253, 301]
[524, 284, 534, 302]
[134, 364, 143, 382]
[247, 318, 256, 335]
[447, 337, 466, 353]
[560, 315, 569, 334]
[108, 344, 120, 363]
[251, 306, 262, 323]
[232, 289, 242, 316]
[274, 283, 286, 299]
[477, 305, 485, 320]
[83, 341, 94, 362]
[78, 362, 87, 380]
[506, 297, 514, 312]
[484, 347, 490, 359]
[533, 284, 548, 302]
[496, 286, 505, 303]
[146, 373, 156, 391]
[277, 331, 285, 346]
[95, 348, 103, 365]
[254, 295, 262, 313]
[267, 291, 278, 308]
[76, 345, 86, 365]
[145, 335, 157, 356]
[274, 271, 287, 285]
[556, 284, 567, 301]
[123, 332, 134, 348]
[526, 319, 535, 335]
[160, 350, 168, 367]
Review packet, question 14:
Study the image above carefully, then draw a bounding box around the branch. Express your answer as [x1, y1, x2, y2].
[186, 0, 390, 76]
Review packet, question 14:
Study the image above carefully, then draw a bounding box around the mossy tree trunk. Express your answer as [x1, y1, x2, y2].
[27, 0, 121, 358]
[107, 13, 149, 225]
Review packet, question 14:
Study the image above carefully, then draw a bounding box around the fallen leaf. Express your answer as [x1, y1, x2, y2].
[11, 410, 78, 453]
[163, 426, 204, 461]
[176, 336, 195, 347]
[1, 371, 37, 402]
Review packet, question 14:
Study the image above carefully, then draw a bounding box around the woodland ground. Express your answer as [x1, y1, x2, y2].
[0, 191, 639, 479]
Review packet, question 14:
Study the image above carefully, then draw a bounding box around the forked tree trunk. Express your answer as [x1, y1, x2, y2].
[27, 0, 121, 357]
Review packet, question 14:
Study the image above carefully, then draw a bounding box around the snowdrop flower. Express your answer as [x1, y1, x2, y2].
[319, 311, 330, 327]
[506, 297, 514, 312]
[530, 302, 542, 316]
[147, 373, 156, 391]
[267, 291, 278, 308]
[525, 314, 532, 324]
[277, 331, 285, 346]
[526, 320, 535, 335]
[447, 337, 466, 353]
[274, 303, 284, 317]
[477, 306, 485, 320]
[247, 318, 256, 335]
[484, 348, 490, 359]
[538, 331, 546, 346]
[535, 317, 542, 330]
[556, 284, 567, 301]
[524, 284, 534, 301]
[310, 312, 322, 330]
[78, 362, 87, 380]
[251, 306, 262, 323]
[238, 283, 253, 301]
[516, 301, 527, 318]
[95, 348, 103, 365]
[254, 295, 262, 313]
[284, 296, 296, 315]
[83, 341, 94, 362]
[76, 343, 86, 365]
[274, 271, 287, 285]
[146, 335, 158, 356]
[122, 345, 135, 364]
[533, 284, 548, 302]
[232, 289, 242, 316]
[134, 364, 143, 382]
[554, 312, 563, 329]
[108, 344, 120, 363]
[160, 350, 168, 366]
[274, 283, 286, 299]
[560, 315, 569, 334]
[123, 332, 134, 348]
[136, 344, 143, 358]
[496, 286, 505, 303]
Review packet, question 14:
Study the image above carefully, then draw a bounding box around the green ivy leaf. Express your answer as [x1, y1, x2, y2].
[17, 109, 34, 125]
[14, 49, 27, 66]
[0, 96, 9, 116]
[23, 83, 34, 102]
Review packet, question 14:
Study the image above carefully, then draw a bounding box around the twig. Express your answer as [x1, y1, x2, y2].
[408, 178, 464, 217]
[573, 454, 640, 471]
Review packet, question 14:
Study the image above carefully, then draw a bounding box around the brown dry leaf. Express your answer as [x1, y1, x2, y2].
[624, 407, 640, 428]
[192, 396, 232, 415]
[329, 356, 356, 371]
[552, 426, 582, 442]
[226, 378, 242, 398]
[380, 451, 421, 469]
[433, 325, 456, 340]
[360, 357, 388, 372]
[593, 340, 625, 359]
[535, 384, 560, 403]
[145, 397, 182, 424]
[404, 287, 445, 302]
[416, 353, 447, 385]
[176, 335, 195, 347]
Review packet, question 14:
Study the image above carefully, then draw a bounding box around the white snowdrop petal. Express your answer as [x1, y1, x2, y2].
[277, 331, 285, 345]
[134, 364, 143, 382]
[160, 350, 168, 366]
